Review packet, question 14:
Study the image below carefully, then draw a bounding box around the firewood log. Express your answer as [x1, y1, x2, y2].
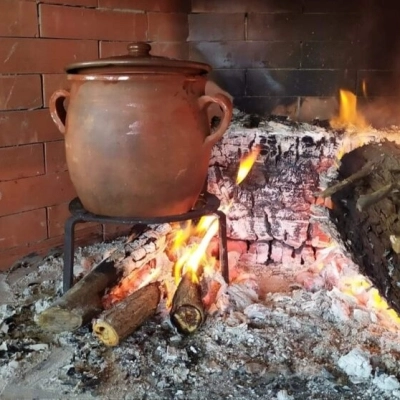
[92, 283, 160, 346]
[170, 272, 205, 334]
[35, 258, 119, 333]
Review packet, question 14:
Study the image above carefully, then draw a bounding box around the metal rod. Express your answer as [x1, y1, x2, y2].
[216, 210, 229, 283]
[63, 216, 80, 293]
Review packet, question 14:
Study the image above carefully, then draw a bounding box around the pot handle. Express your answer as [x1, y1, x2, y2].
[49, 89, 70, 135]
[198, 94, 233, 148]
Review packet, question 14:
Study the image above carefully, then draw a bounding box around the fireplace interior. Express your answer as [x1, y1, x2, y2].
[2, 1, 400, 399]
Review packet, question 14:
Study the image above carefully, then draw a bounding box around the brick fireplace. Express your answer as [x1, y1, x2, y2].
[1, 0, 400, 271]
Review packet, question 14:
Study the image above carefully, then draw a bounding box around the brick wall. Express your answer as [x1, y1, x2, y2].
[188, 0, 400, 123]
[0, 0, 189, 271]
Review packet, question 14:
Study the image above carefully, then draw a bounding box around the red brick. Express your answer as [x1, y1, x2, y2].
[40, 4, 147, 41]
[0, 0, 38, 37]
[100, 41, 189, 59]
[0, 38, 98, 74]
[0, 224, 103, 272]
[0, 171, 76, 217]
[98, 0, 190, 12]
[0, 144, 45, 181]
[45, 140, 67, 173]
[188, 14, 244, 41]
[39, 0, 97, 6]
[42, 74, 70, 107]
[148, 13, 188, 41]
[103, 224, 133, 241]
[0, 109, 63, 147]
[0, 75, 42, 111]
[47, 202, 100, 237]
[0, 209, 47, 251]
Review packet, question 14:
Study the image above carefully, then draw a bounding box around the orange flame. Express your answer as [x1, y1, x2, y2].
[236, 145, 261, 185]
[330, 89, 367, 130]
[105, 138, 262, 305]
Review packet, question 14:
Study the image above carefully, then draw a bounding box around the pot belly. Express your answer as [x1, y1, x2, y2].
[65, 83, 210, 217]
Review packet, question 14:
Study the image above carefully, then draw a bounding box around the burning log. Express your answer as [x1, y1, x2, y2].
[92, 283, 160, 347]
[36, 257, 119, 333]
[170, 272, 205, 334]
[209, 118, 339, 250]
[327, 141, 400, 315]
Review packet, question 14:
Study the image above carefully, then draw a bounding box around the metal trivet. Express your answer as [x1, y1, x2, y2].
[63, 192, 229, 293]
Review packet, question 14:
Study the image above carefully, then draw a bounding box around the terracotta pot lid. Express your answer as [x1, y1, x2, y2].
[65, 42, 211, 75]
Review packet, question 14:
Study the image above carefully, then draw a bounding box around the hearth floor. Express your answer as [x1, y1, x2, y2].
[1, 240, 400, 400]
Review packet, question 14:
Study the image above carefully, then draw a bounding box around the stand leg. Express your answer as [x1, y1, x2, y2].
[63, 216, 81, 293]
[215, 210, 229, 283]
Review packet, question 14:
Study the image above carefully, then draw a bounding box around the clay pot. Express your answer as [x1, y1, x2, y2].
[49, 43, 232, 217]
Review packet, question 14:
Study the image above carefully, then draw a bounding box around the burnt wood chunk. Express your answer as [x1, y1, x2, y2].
[170, 272, 205, 334]
[328, 141, 400, 314]
[35, 258, 119, 333]
[93, 283, 160, 347]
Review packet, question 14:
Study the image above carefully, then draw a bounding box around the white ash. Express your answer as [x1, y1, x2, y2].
[1, 247, 400, 400]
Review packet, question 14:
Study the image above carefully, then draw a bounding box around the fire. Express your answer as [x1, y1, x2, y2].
[330, 89, 367, 130]
[172, 144, 261, 284]
[236, 145, 261, 185]
[104, 142, 261, 309]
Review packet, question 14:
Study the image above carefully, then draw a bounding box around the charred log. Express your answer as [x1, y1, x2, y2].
[170, 272, 205, 334]
[35, 257, 119, 333]
[328, 141, 400, 314]
[93, 283, 160, 347]
[209, 122, 338, 250]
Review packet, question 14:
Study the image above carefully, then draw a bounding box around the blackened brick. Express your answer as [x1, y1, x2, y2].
[246, 69, 356, 97]
[98, 0, 190, 12]
[356, 71, 400, 96]
[303, 0, 368, 13]
[234, 96, 298, 116]
[192, 0, 301, 13]
[248, 13, 359, 41]
[189, 14, 244, 41]
[302, 42, 358, 69]
[209, 69, 246, 97]
[189, 41, 301, 69]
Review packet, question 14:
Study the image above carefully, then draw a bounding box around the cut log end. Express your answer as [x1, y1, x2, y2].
[170, 272, 205, 335]
[92, 320, 119, 347]
[170, 304, 203, 334]
[35, 258, 118, 333]
[35, 307, 82, 333]
[92, 283, 161, 347]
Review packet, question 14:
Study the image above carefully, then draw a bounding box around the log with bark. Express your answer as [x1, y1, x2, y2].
[35, 257, 119, 333]
[93, 282, 160, 346]
[170, 272, 205, 334]
[327, 141, 400, 314]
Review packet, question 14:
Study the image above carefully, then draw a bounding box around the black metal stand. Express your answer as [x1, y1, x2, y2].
[63, 193, 229, 293]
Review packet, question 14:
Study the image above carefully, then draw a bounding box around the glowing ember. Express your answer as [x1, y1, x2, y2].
[104, 139, 261, 306]
[236, 145, 261, 185]
[330, 89, 367, 130]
